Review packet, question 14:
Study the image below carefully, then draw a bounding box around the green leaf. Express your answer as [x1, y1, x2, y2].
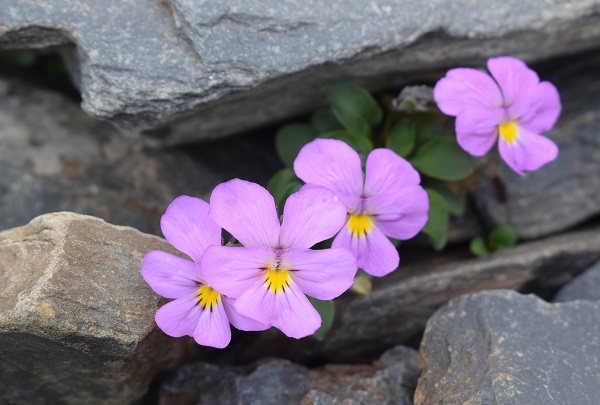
[310, 108, 343, 134]
[275, 123, 318, 167]
[425, 181, 466, 216]
[267, 168, 302, 208]
[385, 119, 416, 157]
[487, 225, 518, 251]
[469, 236, 490, 257]
[327, 82, 382, 136]
[422, 188, 450, 250]
[350, 271, 372, 295]
[308, 297, 335, 341]
[322, 131, 373, 155]
[410, 137, 481, 181]
[415, 122, 448, 147]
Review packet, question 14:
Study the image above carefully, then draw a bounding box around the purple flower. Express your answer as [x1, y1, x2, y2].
[141, 196, 267, 349]
[434, 56, 561, 175]
[294, 139, 429, 277]
[201, 179, 357, 339]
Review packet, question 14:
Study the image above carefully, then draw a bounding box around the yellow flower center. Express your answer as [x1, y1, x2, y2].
[197, 284, 221, 310]
[347, 214, 373, 238]
[498, 121, 519, 144]
[265, 261, 292, 294]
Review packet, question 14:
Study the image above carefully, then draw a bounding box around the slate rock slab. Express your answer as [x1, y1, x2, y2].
[2, 1, 600, 143]
[554, 260, 600, 302]
[0, 76, 278, 234]
[414, 290, 600, 405]
[160, 345, 422, 405]
[232, 227, 600, 364]
[0, 212, 196, 405]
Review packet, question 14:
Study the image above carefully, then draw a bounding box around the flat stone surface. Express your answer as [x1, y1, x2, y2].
[232, 227, 600, 363]
[2, 1, 600, 143]
[554, 260, 600, 302]
[0, 212, 196, 404]
[414, 290, 600, 405]
[0, 76, 278, 234]
[160, 345, 422, 405]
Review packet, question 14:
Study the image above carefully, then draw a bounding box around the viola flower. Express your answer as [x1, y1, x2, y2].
[141, 196, 267, 349]
[434, 56, 561, 175]
[294, 138, 429, 277]
[201, 179, 357, 339]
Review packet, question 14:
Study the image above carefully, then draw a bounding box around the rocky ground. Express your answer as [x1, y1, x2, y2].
[2, 2, 600, 404]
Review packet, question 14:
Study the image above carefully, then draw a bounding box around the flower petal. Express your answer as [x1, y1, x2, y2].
[283, 247, 357, 300]
[363, 148, 420, 198]
[201, 245, 273, 298]
[191, 300, 232, 349]
[222, 296, 269, 332]
[434, 67, 503, 116]
[209, 179, 281, 248]
[294, 139, 363, 212]
[279, 186, 347, 249]
[365, 186, 429, 240]
[160, 196, 221, 263]
[498, 126, 559, 175]
[141, 250, 201, 299]
[514, 81, 561, 133]
[487, 56, 539, 107]
[232, 279, 276, 326]
[455, 105, 505, 156]
[155, 292, 201, 338]
[271, 282, 321, 339]
[333, 222, 399, 277]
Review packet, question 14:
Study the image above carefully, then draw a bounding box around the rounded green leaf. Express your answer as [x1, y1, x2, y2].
[310, 108, 343, 134]
[425, 181, 466, 216]
[487, 225, 518, 251]
[275, 123, 318, 167]
[410, 137, 481, 181]
[327, 82, 382, 136]
[385, 119, 416, 157]
[415, 122, 449, 147]
[308, 297, 335, 341]
[422, 188, 449, 251]
[322, 131, 373, 155]
[469, 236, 490, 257]
[267, 168, 302, 208]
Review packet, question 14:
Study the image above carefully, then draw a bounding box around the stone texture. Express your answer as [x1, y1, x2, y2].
[232, 227, 600, 364]
[414, 290, 600, 405]
[554, 260, 600, 302]
[160, 345, 422, 405]
[0, 76, 278, 234]
[472, 51, 600, 239]
[0, 212, 199, 404]
[2, 1, 600, 143]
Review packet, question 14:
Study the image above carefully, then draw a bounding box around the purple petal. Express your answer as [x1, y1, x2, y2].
[434, 67, 503, 116]
[141, 250, 201, 299]
[191, 299, 232, 349]
[160, 196, 221, 263]
[233, 279, 275, 326]
[363, 148, 420, 198]
[487, 56, 539, 107]
[333, 222, 399, 277]
[365, 186, 429, 240]
[498, 126, 559, 175]
[201, 245, 272, 298]
[222, 296, 269, 331]
[283, 247, 357, 300]
[155, 292, 201, 338]
[455, 105, 505, 156]
[209, 179, 280, 248]
[514, 81, 561, 133]
[271, 282, 321, 339]
[279, 186, 347, 249]
[294, 139, 363, 212]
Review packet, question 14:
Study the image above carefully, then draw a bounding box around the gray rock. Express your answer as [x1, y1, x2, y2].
[233, 227, 600, 363]
[554, 260, 600, 302]
[160, 345, 422, 405]
[0, 212, 198, 404]
[473, 51, 600, 239]
[2, 1, 600, 143]
[0, 76, 278, 233]
[414, 290, 600, 405]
